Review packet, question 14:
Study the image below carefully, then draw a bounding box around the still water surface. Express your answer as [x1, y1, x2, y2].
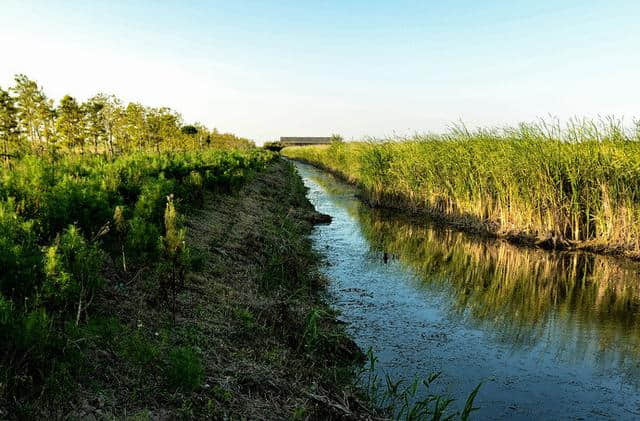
[294, 161, 640, 420]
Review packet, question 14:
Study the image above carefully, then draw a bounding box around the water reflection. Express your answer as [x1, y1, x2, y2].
[300, 163, 640, 418]
[308, 169, 640, 375]
[362, 204, 640, 369]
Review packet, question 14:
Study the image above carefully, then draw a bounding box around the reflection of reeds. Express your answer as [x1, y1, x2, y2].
[284, 119, 640, 257]
[356, 207, 640, 365]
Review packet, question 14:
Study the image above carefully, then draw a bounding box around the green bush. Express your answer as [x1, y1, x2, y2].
[133, 176, 176, 222]
[125, 330, 161, 367]
[0, 148, 275, 407]
[126, 216, 162, 262]
[165, 346, 204, 392]
[43, 226, 103, 312]
[0, 200, 42, 300]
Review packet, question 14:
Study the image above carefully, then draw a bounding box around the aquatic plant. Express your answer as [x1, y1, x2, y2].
[359, 349, 480, 420]
[283, 118, 640, 256]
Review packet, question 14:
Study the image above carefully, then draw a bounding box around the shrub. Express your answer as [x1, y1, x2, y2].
[133, 176, 176, 223]
[125, 330, 160, 367]
[159, 195, 189, 319]
[126, 216, 161, 262]
[0, 200, 42, 300]
[43, 226, 103, 319]
[0, 147, 275, 407]
[165, 346, 204, 392]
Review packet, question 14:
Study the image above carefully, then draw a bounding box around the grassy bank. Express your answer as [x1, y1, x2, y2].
[0, 75, 381, 419]
[283, 119, 640, 258]
[0, 152, 374, 419]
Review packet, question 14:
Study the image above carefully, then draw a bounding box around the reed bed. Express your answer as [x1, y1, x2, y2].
[284, 119, 640, 256]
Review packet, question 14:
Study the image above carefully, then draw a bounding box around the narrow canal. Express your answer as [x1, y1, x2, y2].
[294, 161, 640, 420]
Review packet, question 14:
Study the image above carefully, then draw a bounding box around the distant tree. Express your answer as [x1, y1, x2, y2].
[124, 102, 147, 151]
[11, 74, 54, 151]
[82, 95, 106, 154]
[160, 109, 183, 150]
[184, 123, 209, 150]
[56, 95, 85, 152]
[208, 127, 254, 149]
[0, 87, 19, 161]
[83, 94, 124, 157]
[5, 73, 255, 157]
[330, 133, 344, 143]
[181, 125, 198, 135]
[146, 108, 164, 153]
[147, 107, 181, 152]
[97, 94, 123, 158]
[180, 125, 199, 150]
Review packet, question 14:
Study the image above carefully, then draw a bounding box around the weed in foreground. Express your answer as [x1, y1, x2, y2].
[165, 346, 204, 392]
[359, 349, 481, 420]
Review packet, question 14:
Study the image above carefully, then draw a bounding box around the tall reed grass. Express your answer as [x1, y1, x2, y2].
[284, 118, 640, 256]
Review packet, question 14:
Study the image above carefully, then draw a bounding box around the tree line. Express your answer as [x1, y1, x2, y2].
[0, 74, 252, 159]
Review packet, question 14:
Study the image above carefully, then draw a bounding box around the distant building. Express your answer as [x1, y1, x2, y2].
[279, 137, 331, 146]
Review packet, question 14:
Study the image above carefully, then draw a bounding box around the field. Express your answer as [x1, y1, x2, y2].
[0, 76, 376, 418]
[0, 147, 277, 410]
[283, 119, 640, 257]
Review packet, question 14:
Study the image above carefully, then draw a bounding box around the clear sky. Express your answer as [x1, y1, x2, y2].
[1, 1, 638, 142]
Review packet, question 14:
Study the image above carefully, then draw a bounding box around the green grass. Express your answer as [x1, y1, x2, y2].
[359, 349, 480, 420]
[283, 118, 640, 256]
[165, 346, 204, 392]
[0, 147, 275, 412]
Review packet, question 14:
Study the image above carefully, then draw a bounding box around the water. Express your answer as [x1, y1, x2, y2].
[294, 161, 640, 420]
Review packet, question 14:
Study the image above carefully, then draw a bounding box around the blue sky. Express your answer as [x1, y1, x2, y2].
[1, 1, 638, 142]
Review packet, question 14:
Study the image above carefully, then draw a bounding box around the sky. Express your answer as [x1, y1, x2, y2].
[1, 1, 639, 143]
